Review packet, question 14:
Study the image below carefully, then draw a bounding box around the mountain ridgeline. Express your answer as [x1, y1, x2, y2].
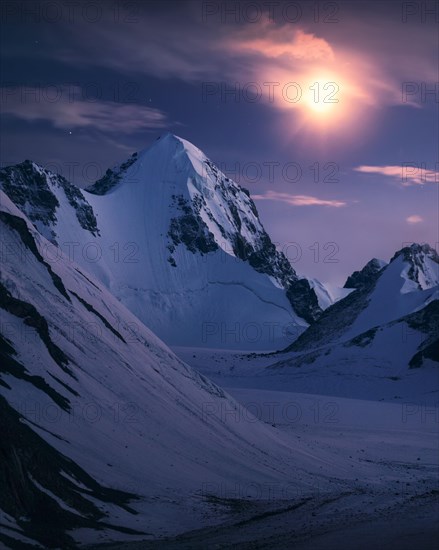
[1, 190, 319, 547]
[0, 135, 438, 547]
[274, 243, 438, 375]
[0, 133, 324, 349]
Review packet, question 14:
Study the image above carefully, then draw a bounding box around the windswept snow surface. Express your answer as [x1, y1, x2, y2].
[85, 347, 439, 549]
[0, 191, 344, 547]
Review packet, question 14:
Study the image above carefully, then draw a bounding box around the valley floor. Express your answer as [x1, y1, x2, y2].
[87, 492, 438, 549]
[87, 348, 438, 549]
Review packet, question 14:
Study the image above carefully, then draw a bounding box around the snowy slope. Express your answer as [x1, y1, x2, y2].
[307, 278, 353, 310]
[343, 249, 437, 340]
[0, 190, 338, 548]
[0, 159, 99, 245]
[267, 298, 438, 393]
[269, 245, 438, 380]
[0, 135, 324, 350]
[285, 244, 438, 353]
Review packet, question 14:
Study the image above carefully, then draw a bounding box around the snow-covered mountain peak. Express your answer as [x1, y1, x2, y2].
[85, 133, 205, 196]
[134, 132, 204, 175]
[286, 239, 438, 356]
[391, 242, 438, 264]
[389, 243, 439, 293]
[85, 134, 324, 329]
[343, 244, 438, 296]
[150, 131, 205, 159]
[0, 160, 99, 244]
[1, 135, 325, 347]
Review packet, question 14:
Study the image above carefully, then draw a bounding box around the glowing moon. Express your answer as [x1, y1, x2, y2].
[273, 64, 374, 144]
[299, 75, 342, 122]
[304, 78, 340, 114]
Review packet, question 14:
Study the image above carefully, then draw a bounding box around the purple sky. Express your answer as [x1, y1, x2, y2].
[1, 0, 438, 284]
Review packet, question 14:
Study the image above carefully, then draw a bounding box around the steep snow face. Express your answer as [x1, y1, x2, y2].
[268, 298, 439, 386]
[86, 133, 293, 279]
[0, 160, 99, 244]
[271, 245, 438, 378]
[307, 278, 353, 310]
[286, 244, 439, 356]
[1, 134, 323, 349]
[0, 191, 328, 547]
[85, 134, 321, 323]
[82, 133, 309, 349]
[345, 247, 438, 337]
[390, 243, 439, 293]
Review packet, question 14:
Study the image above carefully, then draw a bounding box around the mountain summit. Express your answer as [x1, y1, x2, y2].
[0, 134, 324, 349]
[287, 242, 438, 352]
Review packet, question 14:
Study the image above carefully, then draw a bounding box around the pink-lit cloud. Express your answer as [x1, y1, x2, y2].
[226, 28, 335, 62]
[406, 215, 424, 224]
[253, 190, 346, 207]
[31, 7, 436, 114]
[354, 165, 439, 186]
[3, 4, 436, 148]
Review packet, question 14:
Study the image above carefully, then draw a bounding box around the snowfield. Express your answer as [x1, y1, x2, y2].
[0, 133, 438, 549]
[82, 346, 439, 548]
[0, 192, 344, 547]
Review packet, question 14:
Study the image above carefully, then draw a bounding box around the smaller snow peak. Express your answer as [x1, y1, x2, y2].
[391, 242, 439, 264]
[344, 257, 387, 290]
[0, 160, 99, 242]
[391, 243, 439, 292]
[4, 159, 43, 178]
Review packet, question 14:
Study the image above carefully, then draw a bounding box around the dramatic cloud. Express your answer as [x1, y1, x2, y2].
[354, 165, 439, 186]
[406, 215, 424, 224]
[21, 4, 436, 113]
[2, 1, 436, 285]
[226, 28, 335, 62]
[0, 86, 168, 133]
[253, 191, 346, 207]
[219, 16, 436, 131]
